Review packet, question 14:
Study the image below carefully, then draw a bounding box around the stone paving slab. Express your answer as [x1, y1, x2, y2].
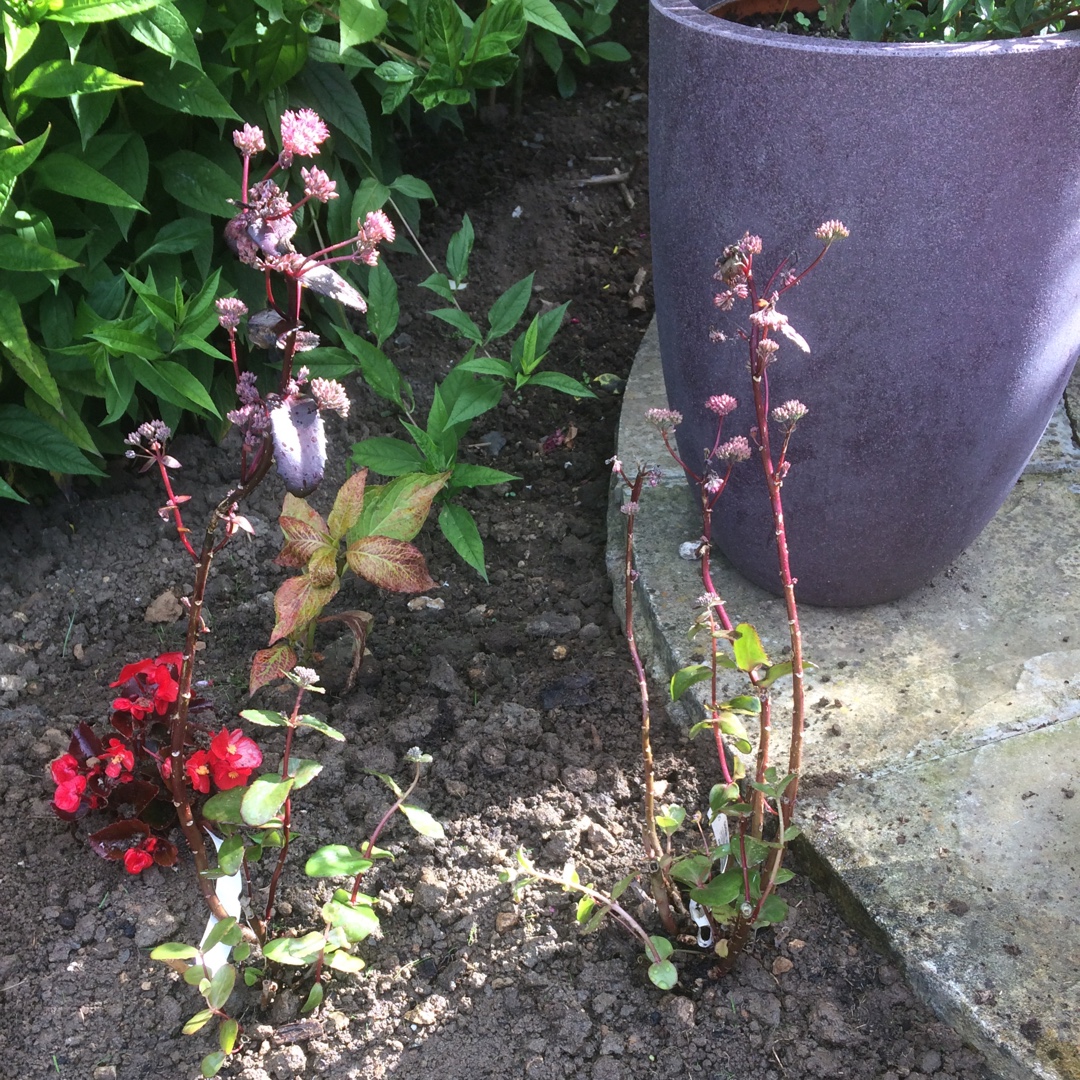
[607, 320, 1080, 1080]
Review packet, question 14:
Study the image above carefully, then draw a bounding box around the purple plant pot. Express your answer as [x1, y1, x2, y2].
[650, 0, 1080, 606]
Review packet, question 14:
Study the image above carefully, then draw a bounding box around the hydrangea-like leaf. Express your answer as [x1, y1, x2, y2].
[270, 574, 340, 643]
[345, 535, 435, 593]
[248, 643, 298, 696]
[326, 468, 367, 541]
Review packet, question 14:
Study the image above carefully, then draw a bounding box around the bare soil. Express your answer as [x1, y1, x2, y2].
[0, 10, 992, 1079]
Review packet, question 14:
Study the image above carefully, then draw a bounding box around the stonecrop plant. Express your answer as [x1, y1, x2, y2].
[510, 222, 848, 985]
[48, 109, 444, 1077]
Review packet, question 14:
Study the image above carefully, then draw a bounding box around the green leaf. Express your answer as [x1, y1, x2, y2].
[263, 932, 325, 966]
[0, 295, 60, 408]
[429, 307, 483, 344]
[0, 477, 27, 502]
[587, 41, 630, 62]
[457, 356, 513, 378]
[446, 214, 474, 285]
[135, 217, 212, 264]
[722, 695, 761, 716]
[439, 502, 487, 581]
[306, 843, 374, 878]
[140, 61, 241, 120]
[150, 942, 200, 960]
[0, 404, 105, 476]
[400, 803, 445, 839]
[45, 0, 170, 22]
[366, 259, 398, 346]
[450, 464, 517, 488]
[127, 355, 220, 416]
[419, 272, 454, 303]
[649, 935, 674, 960]
[756, 894, 789, 925]
[241, 775, 296, 826]
[442, 375, 502, 428]
[252, 18, 308, 91]
[218, 1017, 239, 1054]
[217, 834, 245, 876]
[202, 917, 239, 953]
[159, 151, 238, 216]
[238, 708, 289, 728]
[350, 178, 391, 223]
[202, 787, 245, 824]
[287, 758, 323, 790]
[758, 660, 795, 688]
[339, 0, 388, 47]
[522, 0, 583, 43]
[206, 963, 236, 1011]
[352, 471, 448, 541]
[297, 713, 347, 741]
[389, 172, 435, 200]
[328, 950, 366, 973]
[323, 891, 379, 942]
[522, 370, 595, 397]
[299, 62, 371, 155]
[670, 664, 711, 701]
[486, 272, 534, 341]
[689, 869, 744, 909]
[648, 958, 677, 990]
[849, 0, 889, 39]
[14, 61, 142, 98]
[351, 435, 426, 477]
[337, 325, 407, 407]
[425, 0, 465, 68]
[121, 3, 202, 69]
[0, 234, 79, 270]
[34, 153, 146, 210]
[183, 1008, 214, 1035]
[301, 982, 324, 1015]
[0, 126, 49, 217]
[731, 622, 769, 673]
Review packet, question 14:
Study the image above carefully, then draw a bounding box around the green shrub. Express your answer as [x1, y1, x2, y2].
[0, 0, 587, 501]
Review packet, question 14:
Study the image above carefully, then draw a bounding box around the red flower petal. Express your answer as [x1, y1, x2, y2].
[123, 847, 154, 874]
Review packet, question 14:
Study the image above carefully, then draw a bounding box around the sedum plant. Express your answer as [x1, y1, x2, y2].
[514, 223, 848, 985]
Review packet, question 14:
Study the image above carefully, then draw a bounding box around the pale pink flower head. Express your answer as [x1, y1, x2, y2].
[354, 210, 396, 266]
[815, 219, 850, 243]
[279, 109, 330, 166]
[771, 399, 809, 426]
[645, 407, 682, 433]
[737, 233, 762, 256]
[705, 394, 737, 417]
[715, 436, 752, 464]
[233, 123, 265, 157]
[311, 377, 350, 419]
[713, 290, 736, 311]
[301, 166, 338, 203]
[215, 296, 248, 331]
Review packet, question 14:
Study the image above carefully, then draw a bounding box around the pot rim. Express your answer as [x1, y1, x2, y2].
[653, 0, 1080, 56]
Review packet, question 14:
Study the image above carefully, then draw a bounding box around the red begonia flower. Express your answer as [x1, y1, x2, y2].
[122, 836, 159, 875]
[209, 728, 262, 770]
[51, 753, 81, 785]
[185, 750, 212, 794]
[54, 774, 87, 813]
[209, 760, 252, 790]
[102, 739, 134, 780]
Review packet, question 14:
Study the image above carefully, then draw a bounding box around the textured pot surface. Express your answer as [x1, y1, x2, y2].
[650, 0, 1080, 606]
